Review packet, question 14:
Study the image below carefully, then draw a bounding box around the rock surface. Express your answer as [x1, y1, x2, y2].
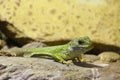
[0, 0, 120, 48]
[0, 56, 120, 80]
[98, 51, 120, 63]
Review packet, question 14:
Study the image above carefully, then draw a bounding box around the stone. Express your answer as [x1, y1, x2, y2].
[0, 0, 120, 48]
[0, 56, 95, 80]
[83, 54, 99, 63]
[0, 56, 119, 80]
[98, 51, 120, 63]
[22, 41, 47, 48]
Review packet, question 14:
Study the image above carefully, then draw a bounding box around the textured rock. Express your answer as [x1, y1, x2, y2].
[98, 51, 120, 62]
[22, 41, 47, 48]
[0, 56, 95, 80]
[83, 54, 99, 63]
[98, 61, 120, 80]
[0, 0, 120, 47]
[0, 56, 119, 80]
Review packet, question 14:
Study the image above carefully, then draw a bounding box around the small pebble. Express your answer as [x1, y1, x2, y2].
[98, 51, 120, 62]
[83, 54, 99, 63]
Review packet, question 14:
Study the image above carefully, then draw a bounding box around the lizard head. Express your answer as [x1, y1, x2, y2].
[68, 36, 93, 55]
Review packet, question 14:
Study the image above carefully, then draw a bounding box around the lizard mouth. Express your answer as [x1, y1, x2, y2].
[78, 41, 94, 51]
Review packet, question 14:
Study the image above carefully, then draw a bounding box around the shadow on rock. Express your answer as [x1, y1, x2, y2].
[73, 62, 103, 68]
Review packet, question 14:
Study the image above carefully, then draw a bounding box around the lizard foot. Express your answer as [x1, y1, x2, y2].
[74, 54, 85, 62]
[62, 60, 72, 64]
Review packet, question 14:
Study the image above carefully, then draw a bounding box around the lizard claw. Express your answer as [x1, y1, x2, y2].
[62, 60, 73, 65]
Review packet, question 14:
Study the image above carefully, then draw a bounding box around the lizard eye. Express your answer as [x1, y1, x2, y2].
[78, 40, 84, 45]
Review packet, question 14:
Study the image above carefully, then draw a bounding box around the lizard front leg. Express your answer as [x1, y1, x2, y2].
[75, 54, 84, 62]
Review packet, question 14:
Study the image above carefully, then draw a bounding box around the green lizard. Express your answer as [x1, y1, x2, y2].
[1, 36, 93, 64]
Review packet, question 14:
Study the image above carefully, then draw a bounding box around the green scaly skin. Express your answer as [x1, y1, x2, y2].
[10, 36, 93, 64]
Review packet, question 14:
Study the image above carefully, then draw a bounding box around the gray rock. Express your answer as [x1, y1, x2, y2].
[0, 56, 119, 80]
[22, 42, 47, 48]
